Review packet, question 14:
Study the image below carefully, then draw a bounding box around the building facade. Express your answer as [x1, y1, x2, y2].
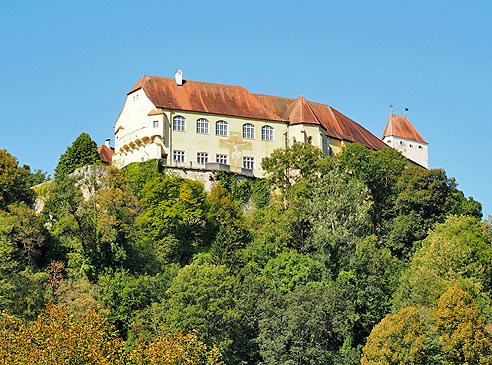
[112, 70, 426, 175]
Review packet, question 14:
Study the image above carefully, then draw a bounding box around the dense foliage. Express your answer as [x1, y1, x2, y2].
[54, 132, 101, 178]
[0, 140, 490, 364]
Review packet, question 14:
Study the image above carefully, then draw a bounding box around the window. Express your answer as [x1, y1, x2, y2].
[196, 118, 209, 134]
[419, 145, 423, 149]
[173, 150, 185, 163]
[173, 116, 186, 131]
[197, 152, 208, 165]
[261, 126, 274, 141]
[153, 120, 159, 128]
[216, 154, 228, 164]
[243, 156, 254, 169]
[243, 123, 255, 139]
[216, 120, 228, 136]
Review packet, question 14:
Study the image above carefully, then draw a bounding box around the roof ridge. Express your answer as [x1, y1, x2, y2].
[382, 114, 428, 143]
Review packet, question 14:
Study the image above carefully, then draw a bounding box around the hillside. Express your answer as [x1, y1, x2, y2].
[0, 135, 490, 364]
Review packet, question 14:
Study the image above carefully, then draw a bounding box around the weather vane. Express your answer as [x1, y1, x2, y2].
[388, 104, 394, 113]
[404, 107, 409, 116]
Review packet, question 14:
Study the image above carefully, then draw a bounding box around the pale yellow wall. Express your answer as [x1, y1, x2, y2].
[288, 124, 325, 150]
[164, 109, 287, 176]
[329, 138, 344, 155]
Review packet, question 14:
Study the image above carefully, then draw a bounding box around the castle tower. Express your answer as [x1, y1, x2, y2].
[382, 114, 429, 168]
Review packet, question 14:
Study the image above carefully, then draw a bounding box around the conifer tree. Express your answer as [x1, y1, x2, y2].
[54, 133, 100, 179]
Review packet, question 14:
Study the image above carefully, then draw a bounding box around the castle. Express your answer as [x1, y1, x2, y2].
[110, 70, 428, 175]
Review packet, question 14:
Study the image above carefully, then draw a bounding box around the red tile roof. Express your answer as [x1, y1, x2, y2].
[129, 75, 387, 150]
[129, 75, 281, 122]
[382, 114, 428, 144]
[97, 145, 114, 164]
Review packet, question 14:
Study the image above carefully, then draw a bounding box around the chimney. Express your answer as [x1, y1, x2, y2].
[175, 68, 183, 86]
[105, 139, 111, 148]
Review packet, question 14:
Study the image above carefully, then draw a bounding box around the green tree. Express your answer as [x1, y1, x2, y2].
[257, 282, 354, 364]
[22, 164, 50, 187]
[385, 167, 472, 258]
[54, 132, 101, 179]
[152, 262, 244, 363]
[306, 170, 371, 274]
[98, 269, 175, 338]
[261, 142, 330, 192]
[393, 215, 492, 313]
[0, 149, 33, 209]
[120, 159, 162, 199]
[43, 169, 140, 279]
[0, 202, 51, 270]
[335, 144, 407, 232]
[137, 175, 208, 264]
[261, 248, 322, 295]
[335, 236, 400, 347]
[206, 185, 250, 269]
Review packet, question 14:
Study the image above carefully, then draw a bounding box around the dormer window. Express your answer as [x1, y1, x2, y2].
[153, 121, 159, 128]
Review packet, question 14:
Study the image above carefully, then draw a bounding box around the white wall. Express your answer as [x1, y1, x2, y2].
[383, 136, 429, 168]
[113, 89, 164, 167]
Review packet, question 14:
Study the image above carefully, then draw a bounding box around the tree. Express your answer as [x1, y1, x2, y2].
[137, 175, 208, 264]
[207, 185, 250, 269]
[261, 142, 331, 192]
[261, 248, 322, 295]
[306, 170, 371, 275]
[335, 236, 400, 347]
[433, 286, 492, 364]
[98, 268, 174, 338]
[361, 307, 437, 364]
[55, 132, 101, 179]
[0, 149, 33, 209]
[393, 215, 492, 313]
[0, 202, 51, 270]
[120, 159, 162, 199]
[151, 262, 244, 363]
[335, 144, 407, 232]
[22, 164, 50, 187]
[128, 331, 224, 364]
[257, 282, 355, 364]
[0, 304, 126, 364]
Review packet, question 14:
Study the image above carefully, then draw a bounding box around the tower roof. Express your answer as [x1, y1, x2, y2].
[382, 114, 428, 144]
[285, 96, 320, 125]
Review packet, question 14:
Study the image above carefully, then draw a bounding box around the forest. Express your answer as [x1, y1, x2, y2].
[0, 132, 491, 364]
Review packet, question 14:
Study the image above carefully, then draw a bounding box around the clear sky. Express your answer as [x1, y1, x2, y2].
[1, 1, 491, 216]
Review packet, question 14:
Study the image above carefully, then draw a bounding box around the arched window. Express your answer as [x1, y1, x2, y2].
[216, 120, 228, 136]
[261, 125, 274, 141]
[196, 118, 209, 134]
[173, 116, 185, 131]
[242, 123, 255, 139]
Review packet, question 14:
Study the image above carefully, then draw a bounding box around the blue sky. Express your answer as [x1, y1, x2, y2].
[1, 1, 491, 216]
